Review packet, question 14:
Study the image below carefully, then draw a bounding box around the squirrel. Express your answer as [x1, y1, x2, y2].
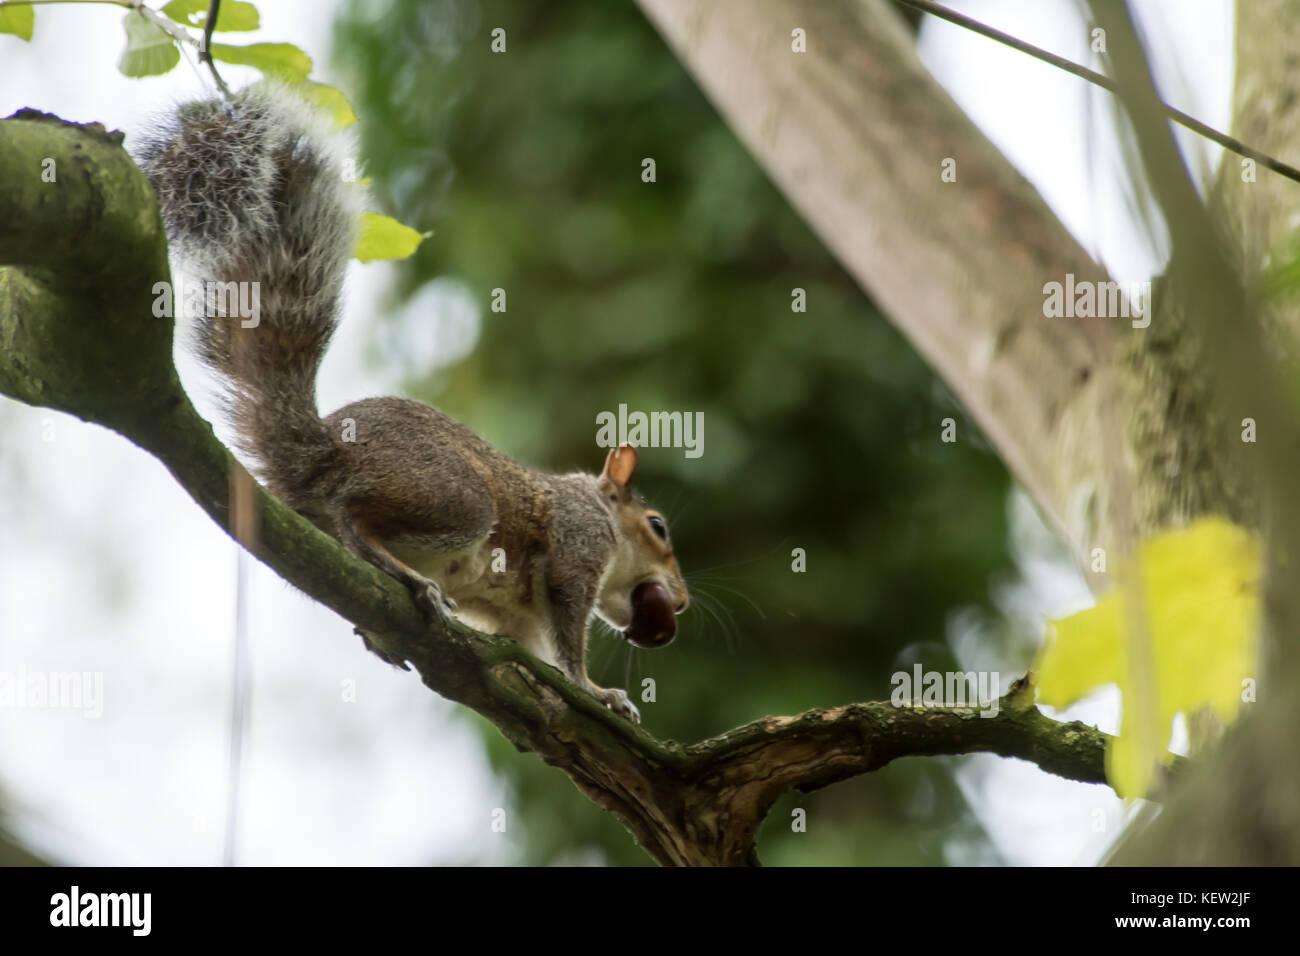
[135, 84, 689, 722]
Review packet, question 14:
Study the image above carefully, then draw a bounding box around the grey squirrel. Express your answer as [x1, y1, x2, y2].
[136, 84, 689, 722]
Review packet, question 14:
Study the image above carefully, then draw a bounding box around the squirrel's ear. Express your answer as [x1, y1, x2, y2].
[601, 444, 638, 490]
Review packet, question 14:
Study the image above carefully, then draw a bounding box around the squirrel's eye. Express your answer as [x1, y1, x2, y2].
[647, 515, 668, 541]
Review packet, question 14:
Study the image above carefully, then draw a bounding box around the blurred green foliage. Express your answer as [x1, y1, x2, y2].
[335, 0, 1016, 865]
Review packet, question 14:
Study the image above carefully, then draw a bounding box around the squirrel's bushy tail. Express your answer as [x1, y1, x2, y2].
[136, 84, 360, 510]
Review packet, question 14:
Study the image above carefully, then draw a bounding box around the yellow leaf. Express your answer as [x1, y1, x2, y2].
[210, 42, 311, 82]
[298, 81, 358, 129]
[161, 0, 259, 32]
[0, 4, 35, 41]
[354, 213, 427, 263]
[1036, 517, 1259, 797]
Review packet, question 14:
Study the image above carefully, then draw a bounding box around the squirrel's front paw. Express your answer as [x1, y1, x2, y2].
[598, 687, 641, 723]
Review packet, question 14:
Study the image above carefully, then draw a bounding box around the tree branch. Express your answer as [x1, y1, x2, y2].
[1, 109, 1115, 865]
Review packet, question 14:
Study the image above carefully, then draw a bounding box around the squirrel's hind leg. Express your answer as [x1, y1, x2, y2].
[336, 511, 457, 619]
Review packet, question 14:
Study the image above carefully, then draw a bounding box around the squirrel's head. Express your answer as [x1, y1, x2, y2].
[594, 444, 689, 648]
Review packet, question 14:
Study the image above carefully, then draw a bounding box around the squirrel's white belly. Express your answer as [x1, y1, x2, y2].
[392, 536, 492, 589]
[390, 536, 557, 666]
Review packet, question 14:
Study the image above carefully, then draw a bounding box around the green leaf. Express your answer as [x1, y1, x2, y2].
[1036, 517, 1260, 797]
[299, 81, 358, 129]
[0, 4, 35, 42]
[118, 12, 181, 78]
[1261, 232, 1300, 299]
[354, 213, 427, 263]
[210, 42, 311, 82]
[161, 0, 260, 32]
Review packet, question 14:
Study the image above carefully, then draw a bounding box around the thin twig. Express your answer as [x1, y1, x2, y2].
[892, 0, 1300, 185]
[196, 0, 230, 98]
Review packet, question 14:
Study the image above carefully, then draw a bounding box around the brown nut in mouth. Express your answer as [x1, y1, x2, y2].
[624, 580, 677, 648]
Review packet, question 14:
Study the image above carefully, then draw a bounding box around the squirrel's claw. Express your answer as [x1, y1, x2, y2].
[411, 579, 457, 619]
[599, 687, 641, 723]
